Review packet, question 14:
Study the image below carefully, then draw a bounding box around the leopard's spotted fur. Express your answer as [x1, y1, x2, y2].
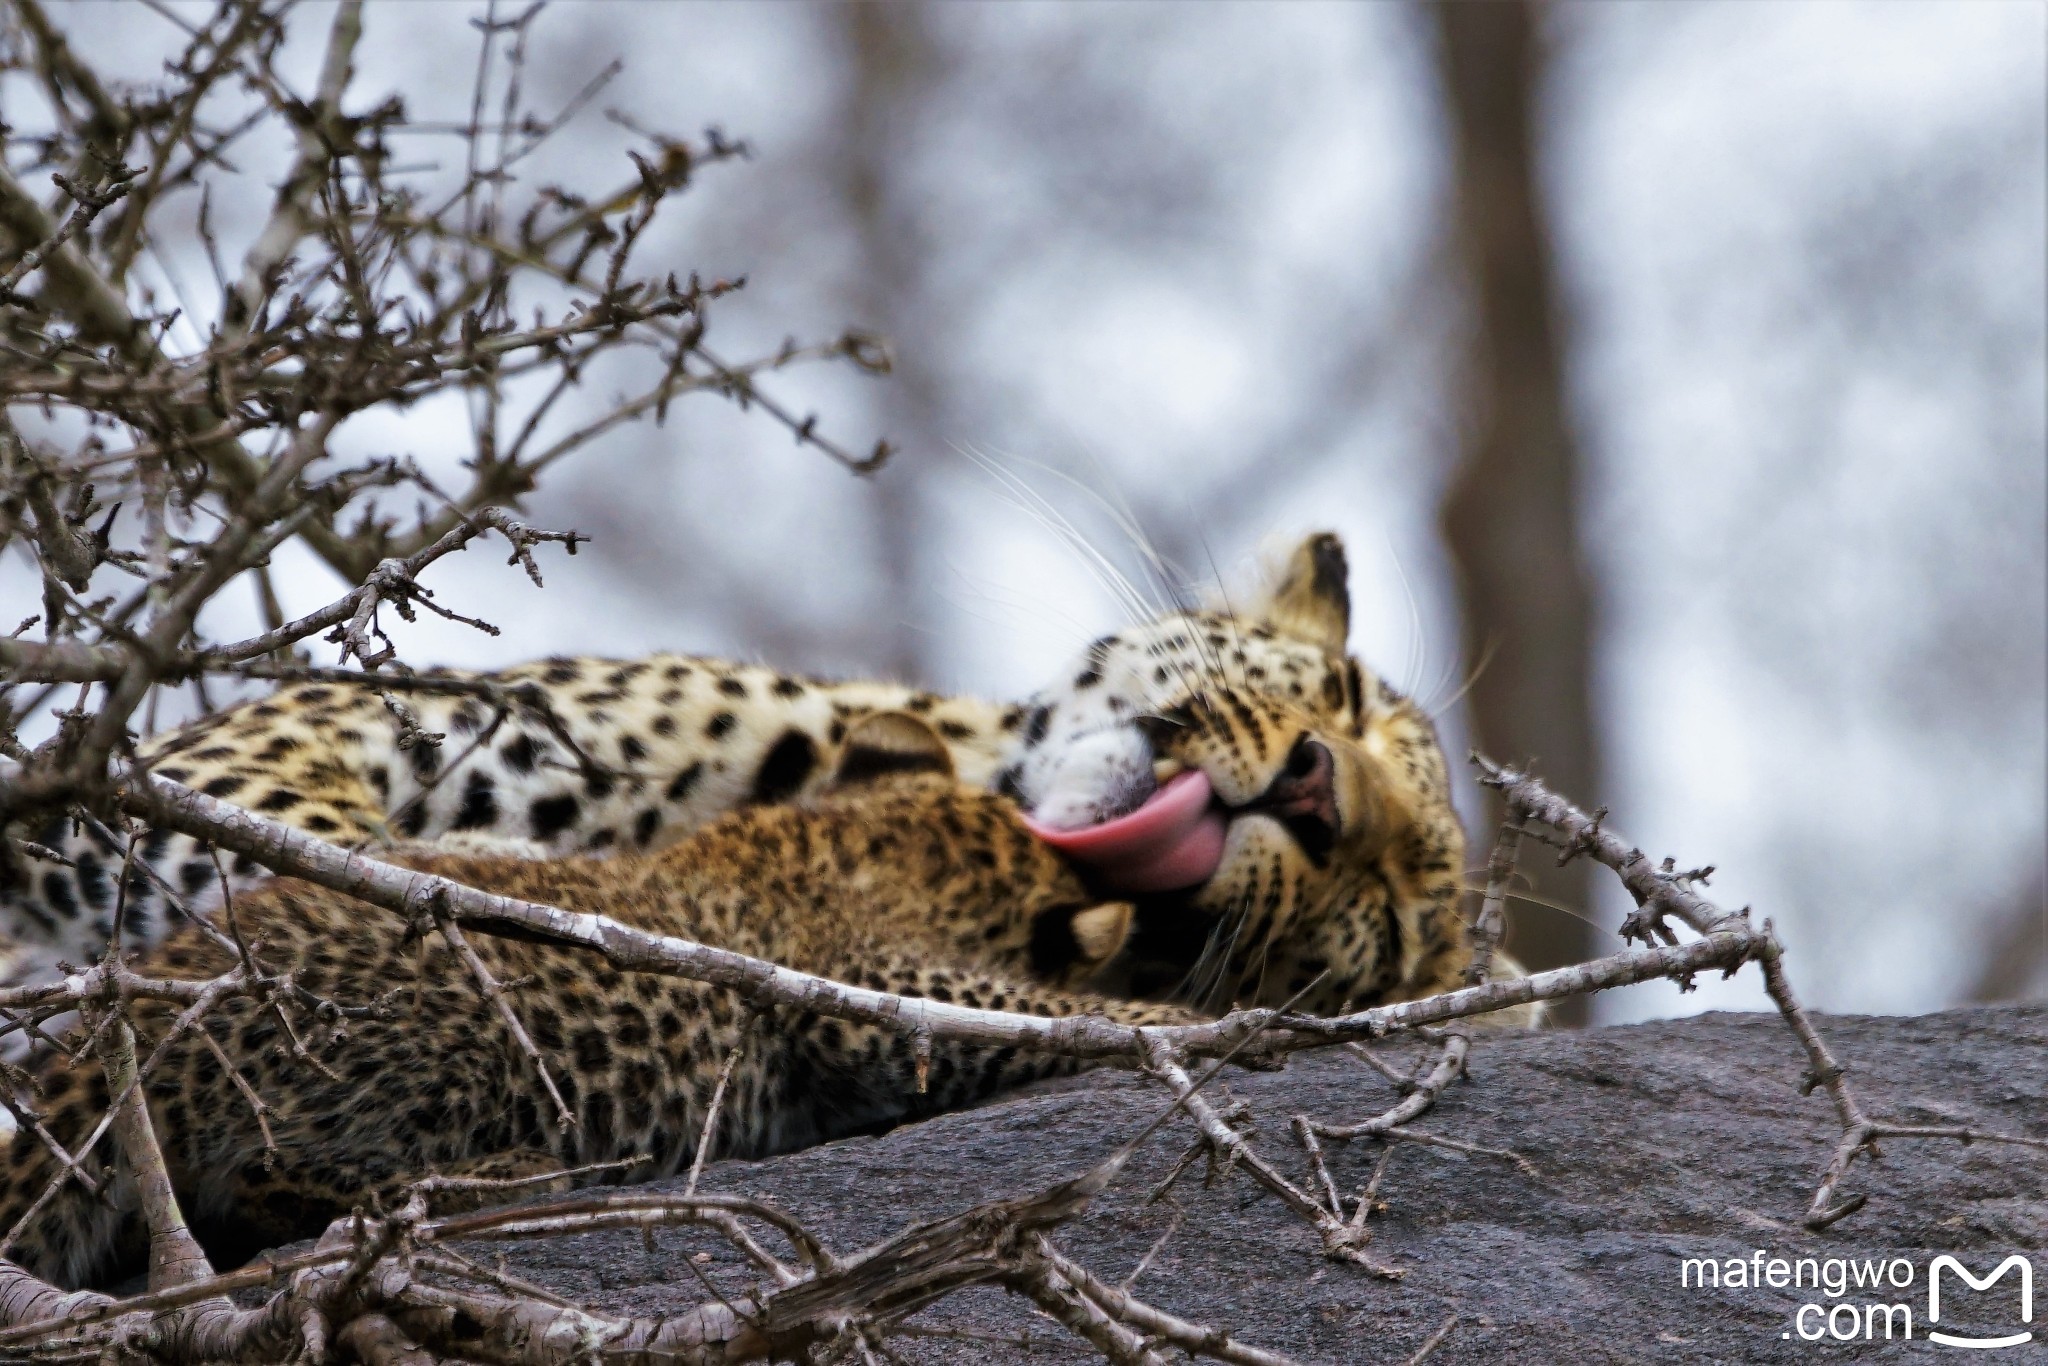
[0, 659, 1016, 999]
[1, 716, 1187, 1289]
[1, 532, 1531, 1050]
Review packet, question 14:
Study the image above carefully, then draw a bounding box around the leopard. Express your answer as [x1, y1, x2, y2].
[0, 712, 1195, 1290]
[0, 650, 1019, 1006]
[0, 531, 1533, 1048]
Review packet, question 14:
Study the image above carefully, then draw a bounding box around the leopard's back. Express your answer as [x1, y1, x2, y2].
[0, 654, 1019, 1001]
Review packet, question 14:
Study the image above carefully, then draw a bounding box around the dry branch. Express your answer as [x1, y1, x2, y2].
[107, 768, 1775, 1059]
[1473, 755, 2048, 1228]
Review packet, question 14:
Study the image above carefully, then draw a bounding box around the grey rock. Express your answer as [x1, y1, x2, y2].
[468, 1006, 2048, 1363]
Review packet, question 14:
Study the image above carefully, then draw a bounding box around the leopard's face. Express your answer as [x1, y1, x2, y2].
[1004, 533, 1471, 1016]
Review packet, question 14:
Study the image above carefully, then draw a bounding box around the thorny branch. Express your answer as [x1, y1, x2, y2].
[108, 769, 1777, 1059]
[0, 0, 891, 820]
[0, 0, 953, 1358]
[0, 0, 893, 1048]
[1473, 756, 2048, 1229]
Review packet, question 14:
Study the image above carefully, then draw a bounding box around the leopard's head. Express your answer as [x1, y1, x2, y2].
[1006, 532, 1496, 1017]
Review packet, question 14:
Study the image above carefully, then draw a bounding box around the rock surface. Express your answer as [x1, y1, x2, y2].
[477, 1006, 2047, 1363]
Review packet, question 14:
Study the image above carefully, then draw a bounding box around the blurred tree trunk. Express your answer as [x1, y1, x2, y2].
[1431, 0, 1600, 1022]
[831, 2, 950, 683]
[1966, 871, 2048, 1002]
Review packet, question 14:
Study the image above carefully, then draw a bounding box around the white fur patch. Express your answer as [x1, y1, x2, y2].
[390, 832, 552, 860]
[1011, 609, 1331, 828]
[1025, 727, 1157, 830]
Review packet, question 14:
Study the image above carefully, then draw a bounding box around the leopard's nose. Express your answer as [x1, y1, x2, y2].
[1259, 737, 1336, 829]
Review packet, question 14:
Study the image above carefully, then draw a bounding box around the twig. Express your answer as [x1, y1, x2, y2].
[109, 769, 1781, 1063]
[1041, 1241, 1295, 1366]
[0, 163, 135, 295]
[94, 1009, 212, 1288]
[1141, 1038, 1403, 1277]
[1404, 1314, 1458, 1366]
[423, 887, 577, 1131]
[686, 1020, 751, 1196]
[1475, 756, 2048, 1229]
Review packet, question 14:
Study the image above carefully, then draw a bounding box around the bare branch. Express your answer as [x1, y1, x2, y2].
[94, 1010, 212, 1288]
[0, 160, 134, 296]
[1475, 755, 2048, 1229]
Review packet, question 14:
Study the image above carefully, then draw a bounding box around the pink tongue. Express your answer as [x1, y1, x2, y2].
[1022, 770, 1227, 893]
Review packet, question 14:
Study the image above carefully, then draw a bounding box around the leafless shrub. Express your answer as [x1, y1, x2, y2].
[0, 0, 889, 793]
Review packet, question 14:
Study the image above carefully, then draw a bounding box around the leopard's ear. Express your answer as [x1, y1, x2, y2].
[1246, 531, 1350, 655]
[831, 711, 956, 788]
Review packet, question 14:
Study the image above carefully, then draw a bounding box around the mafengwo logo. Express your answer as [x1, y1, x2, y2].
[1680, 1250, 2034, 1347]
[1927, 1255, 2032, 1351]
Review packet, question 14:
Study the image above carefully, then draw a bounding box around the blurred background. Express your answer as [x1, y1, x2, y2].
[10, 1, 2044, 1022]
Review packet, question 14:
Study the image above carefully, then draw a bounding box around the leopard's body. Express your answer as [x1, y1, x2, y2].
[2, 728, 1188, 1290]
[1, 532, 1530, 1055]
[0, 658, 1016, 997]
